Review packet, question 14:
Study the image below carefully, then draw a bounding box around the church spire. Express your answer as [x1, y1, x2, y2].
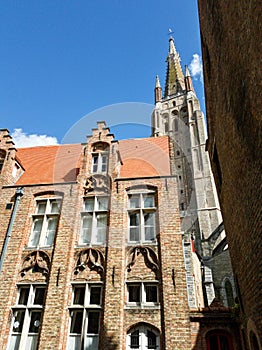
[164, 36, 185, 97]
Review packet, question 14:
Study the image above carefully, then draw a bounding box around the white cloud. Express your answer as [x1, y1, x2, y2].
[189, 53, 203, 83]
[11, 128, 58, 148]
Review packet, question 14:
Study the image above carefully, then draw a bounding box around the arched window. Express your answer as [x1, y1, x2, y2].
[225, 280, 234, 307]
[206, 331, 233, 350]
[127, 324, 160, 349]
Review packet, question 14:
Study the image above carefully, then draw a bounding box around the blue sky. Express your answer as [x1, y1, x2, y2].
[0, 0, 204, 146]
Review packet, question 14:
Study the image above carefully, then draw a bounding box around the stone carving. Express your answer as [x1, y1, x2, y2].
[84, 174, 110, 194]
[127, 246, 159, 276]
[20, 251, 50, 277]
[74, 248, 104, 277]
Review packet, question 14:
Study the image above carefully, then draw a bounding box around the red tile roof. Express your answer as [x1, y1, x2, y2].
[15, 136, 170, 185]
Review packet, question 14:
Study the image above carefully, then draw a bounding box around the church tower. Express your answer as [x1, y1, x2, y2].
[152, 37, 227, 305]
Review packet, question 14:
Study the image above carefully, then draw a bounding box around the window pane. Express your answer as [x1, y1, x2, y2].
[12, 311, 25, 333]
[144, 195, 154, 208]
[34, 288, 45, 305]
[29, 311, 42, 333]
[84, 198, 94, 211]
[101, 155, 107, 172]
[45, 217, 58, 246]
[81, 215, 92, 243]
[145, 285, 158, 303]
[130, 227, 140, 242]
[87, 311, 99, 334]
[92, 155, 98, 173]
[147, 330, 157, 349]
[73, 286, 85, 305]
[130, 213, 139, 226]
[128, 285, 140, 302]
[96, 214, 107, 243]
[129, 196, 140, 209]
[18, 287, 30, 305]
[70, 311, 83, 334]
[130, 330, 139, 348]
[90, 287, 101, 305]
[50, 200, 61, 213]
[36, 202, 46, 214]
[144, 213, 155, 241]
[97, 197, 108, 211]
[30, 218, 43, 246]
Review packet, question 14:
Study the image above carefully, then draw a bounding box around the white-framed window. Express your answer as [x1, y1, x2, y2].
[68, 284, 102, 350]
[128, 193, 156, 243]
[127, 282, 158, 306]
[127, 325, 160, 349]
[8, 284, 46, 350]
[80, 196, 108, 245]
[28, 198, 61, 247]
[92, 153, 108, 174]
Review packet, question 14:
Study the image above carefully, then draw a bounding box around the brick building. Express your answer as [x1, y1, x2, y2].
[198, 1, 262, 348]
[0, 37, 244, 350]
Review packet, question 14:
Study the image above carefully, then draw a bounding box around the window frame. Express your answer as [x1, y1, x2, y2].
[91, 152, 108, 174]
[128, 192, 156, 244]
[8, 284, 46, 350]
[80, 196, 109, 245]
[68, 283, 102, 350]
[126, 281, 159, 307]
[28, 197, 61, 248]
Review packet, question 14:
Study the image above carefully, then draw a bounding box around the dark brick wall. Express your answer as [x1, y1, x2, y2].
[198, 0, 262, 345]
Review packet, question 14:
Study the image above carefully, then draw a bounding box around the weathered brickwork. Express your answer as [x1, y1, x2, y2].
[198, 0, 262, 347]
[0, 124, 193, 350]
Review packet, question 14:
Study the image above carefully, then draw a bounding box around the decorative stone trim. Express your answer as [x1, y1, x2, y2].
[74, 248, 104, 277]
[20, 250, 50, 277]
[127, 246, 159, 277]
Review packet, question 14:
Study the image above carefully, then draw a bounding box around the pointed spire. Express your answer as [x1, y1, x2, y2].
[184, 65, 194, 92]
[155, 75, 161, 88]
[154, 75, 162, 103]
[164, 36, 185, 97]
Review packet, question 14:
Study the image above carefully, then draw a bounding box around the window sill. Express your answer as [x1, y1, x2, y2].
[125, 303, 160, 310]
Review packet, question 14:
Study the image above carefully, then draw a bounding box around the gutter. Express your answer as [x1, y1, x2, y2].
[0, 187, 24, 273]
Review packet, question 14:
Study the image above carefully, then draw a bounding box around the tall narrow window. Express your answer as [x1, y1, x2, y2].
[29, 198, 61, 247]
[68, 284, 102, 350]
[80, 196, 108, 245]
[128, 193, 156, 243]
[8, 285, 46, 350]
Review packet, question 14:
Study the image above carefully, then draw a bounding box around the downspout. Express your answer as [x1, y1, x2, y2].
[0, 187, 24, 273]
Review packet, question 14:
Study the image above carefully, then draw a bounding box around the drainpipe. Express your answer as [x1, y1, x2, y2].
[0, 187, 24, 273]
